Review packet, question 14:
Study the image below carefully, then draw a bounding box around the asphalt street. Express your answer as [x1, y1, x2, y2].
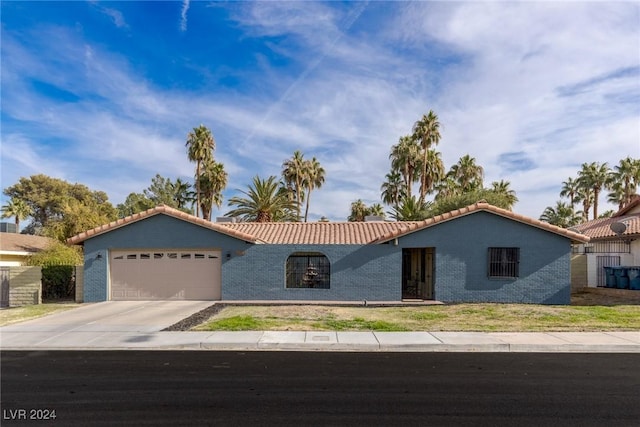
[2, 351, 639, 426]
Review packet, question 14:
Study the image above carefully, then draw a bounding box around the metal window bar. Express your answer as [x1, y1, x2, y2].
[488, 248, 519, 278]
[286, 255, 330, 289]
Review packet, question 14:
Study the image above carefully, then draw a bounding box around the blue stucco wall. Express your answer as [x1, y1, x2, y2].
[81, 211, 572, 304]
[82, 215, 251, 302]
[397, 212, 571, 304]
[222, 244, 401, 301]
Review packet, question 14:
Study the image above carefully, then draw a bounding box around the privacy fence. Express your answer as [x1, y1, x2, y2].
[0, 265, 83, 308]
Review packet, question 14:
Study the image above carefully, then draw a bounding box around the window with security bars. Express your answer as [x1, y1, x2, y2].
[488, 247, 520, 278]
[286, 253, 330, 289]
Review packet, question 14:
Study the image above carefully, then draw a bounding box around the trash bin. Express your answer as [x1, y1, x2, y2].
[614, 267, 630, 289]
[628, 267, 640, 291]
[604, 266, 617, 288]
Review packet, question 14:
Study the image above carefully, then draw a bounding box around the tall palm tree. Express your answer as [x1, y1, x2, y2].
[539, 201, 582, 228]
[490, 180, 518, 210]
[607, 180, 627, 210]
[227, 176, 297, 222]
[421, 149, 445, 201]
[1, 197, 32, 230]
[389, 136, 421, 199]
[199, 159, 227, 221]
[610, 157, 640, 207]
[560, 177, 579, 208]
[282, 150, 306, 221]
[448, 154, 484, 192]
[578, 162, 610, 219]
[172, 178, 194, 211]
[303, 157, 325, 222]
[411, 110, 442, 203]
[185, 125, 215, 218]
[434, 176, 460, 201]
[574, 185, 593, 222]
[380, 170, 406, 210]
[368, 203, 386, 218]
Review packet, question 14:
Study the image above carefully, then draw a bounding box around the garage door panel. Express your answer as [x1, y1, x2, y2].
[110, 250, 221, 301]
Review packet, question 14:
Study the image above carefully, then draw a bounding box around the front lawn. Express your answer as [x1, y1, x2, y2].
[0, 303, 78, 326]
[192, 303, 640, 332]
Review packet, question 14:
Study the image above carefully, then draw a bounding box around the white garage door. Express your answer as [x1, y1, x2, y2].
[110, 250, 221, 300]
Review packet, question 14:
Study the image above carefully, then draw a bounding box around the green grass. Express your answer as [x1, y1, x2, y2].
[192, 303, 640, 332]
[0, 303, 78, 326]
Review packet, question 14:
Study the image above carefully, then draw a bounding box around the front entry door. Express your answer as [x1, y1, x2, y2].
[402, 248, 434, 300]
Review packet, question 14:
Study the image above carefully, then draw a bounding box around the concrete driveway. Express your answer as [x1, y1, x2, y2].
[0, 301, 213, 349]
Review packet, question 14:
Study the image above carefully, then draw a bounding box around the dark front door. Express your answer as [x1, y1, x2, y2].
[402, 248, 434, 300]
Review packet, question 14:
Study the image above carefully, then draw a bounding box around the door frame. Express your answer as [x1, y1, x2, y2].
[402, 248, 435, 300]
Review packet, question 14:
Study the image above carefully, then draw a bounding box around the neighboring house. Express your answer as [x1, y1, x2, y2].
[68, 202, 589, 305]
[572, 196, 640, 288]
[0, 231, 53, 266]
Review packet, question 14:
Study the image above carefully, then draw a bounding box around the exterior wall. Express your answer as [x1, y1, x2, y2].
[397, 212, 573, 304]
[82, 215, 251, 302]
[8, 266, 42, 306]
[75, 265, 84, 303]
[571, 254, 587, 292]
[585, 252, 634, 287]
[0, 253, 29, 267]
[222, 244, 401, 301]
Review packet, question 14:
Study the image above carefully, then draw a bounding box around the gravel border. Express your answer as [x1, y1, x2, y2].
[162, 303, 226, 331]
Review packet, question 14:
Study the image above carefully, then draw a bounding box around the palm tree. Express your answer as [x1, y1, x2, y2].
[448, 154, 484, 192]
[609, 157, 640, 207]
[348, 199, 369, 222]
[539, 202, 582, 228]
[434, 176, 461, 201]
[390, 196, 430, 221]
[227, 176, 297, 222]
[389, 136, 421, 199]
[607, 180, 627, 210]
[560, 177, 579, 208]
[421, 149, 445, 201]
[368, 203, 386, 218]
[574, 185, 593, 222]
[172, 178, 194, 211]
[380, 171, 406, 210]
[282, 150, 306, 221]
[1, 197, 32, 230]
[490, 180, 518, 210]
[303, 157, 325, 222]
[578, 162, 610, 219]
[185, 125, 215, 218]
[199, 159, 227, 221]
[411, 110, 442, 203]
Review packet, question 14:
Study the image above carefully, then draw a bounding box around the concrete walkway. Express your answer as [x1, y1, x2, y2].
[1, 301, 639, 352]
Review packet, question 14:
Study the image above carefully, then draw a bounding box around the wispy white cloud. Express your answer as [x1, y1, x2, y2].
[180, 0, 190, 32]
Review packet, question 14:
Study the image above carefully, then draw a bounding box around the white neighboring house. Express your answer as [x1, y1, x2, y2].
[572, 196, 640, 288]
[0, 231, 53, 266]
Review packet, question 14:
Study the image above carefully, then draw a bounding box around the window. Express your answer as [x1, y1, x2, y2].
[488, 248, 520, 278]
[286, 252, 330, 289]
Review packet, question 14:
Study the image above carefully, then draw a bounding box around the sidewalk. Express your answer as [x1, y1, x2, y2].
[2, 329, 640, 352]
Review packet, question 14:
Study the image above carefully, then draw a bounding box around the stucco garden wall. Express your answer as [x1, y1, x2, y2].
[6, 266, 42, 307]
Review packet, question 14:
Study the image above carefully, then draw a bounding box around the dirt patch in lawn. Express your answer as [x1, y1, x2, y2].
[571, 288, 640, 306]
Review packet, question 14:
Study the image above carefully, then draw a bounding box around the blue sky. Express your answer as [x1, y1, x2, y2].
[1, 1, 639, 224]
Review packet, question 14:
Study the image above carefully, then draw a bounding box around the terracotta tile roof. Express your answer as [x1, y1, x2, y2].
[217, 221, 421, 244]
[66, 205, 262, 245]
[572, 214, 640, 240]
[0, 233, 54, 253]
[67, 202, 590, 246]
[372, 201, 590, 244]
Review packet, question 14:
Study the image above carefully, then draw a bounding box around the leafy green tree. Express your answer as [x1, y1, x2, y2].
[227, 176, 297, 222]
[185, 125, 215, 218]
[45, 198, 117, 241]
[117, 193, 154, 218]
[427, 189, 513, 217]
[282, 150, 307, 221]
[1, 197, 32, 230]
[303, 157, 325, 222]
[390, 196, 431, 221]
[26, 241, 83, 266]
[3, 174, 117, 235]
[539, 202, 582, 228]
